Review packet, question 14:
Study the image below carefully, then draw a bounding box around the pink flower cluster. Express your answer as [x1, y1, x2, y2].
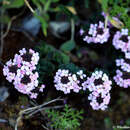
[114, 56, 130, 88]
[116, 58, 130, 73]
[54, 69, 86, 94]
[3, 48, 45, 99]
[113, 69, 130, 88]
[82, 71, 112, 110]
[81, 21, 110, 44]
[112, 29, 130, 53]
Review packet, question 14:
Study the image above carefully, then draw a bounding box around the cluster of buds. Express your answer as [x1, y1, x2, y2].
[54, 69, 86, 94]
[82, 71, 112, 110]
[3, 48, 45, 99]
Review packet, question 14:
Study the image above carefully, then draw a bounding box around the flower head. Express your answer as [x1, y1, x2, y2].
[81, 21, 110, 44]
[82, 70, 112, 110]
[54, 69, 86, 94]
[16, 48, 39, 70]
[82, 71, 112, 93]
[113, 69, 130, 88]
[88, 92, 110, 110]
[112, 29, 130, 53]
[116, 58, 130, 73]
[3, 48, 45, 99]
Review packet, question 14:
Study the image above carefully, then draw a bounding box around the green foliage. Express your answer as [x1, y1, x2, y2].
[101, 0, 108, 13]
[60, 40, 76, 52]
[38, 41, 70, 64]
[34, 13, 48, 36]
[0, 0, 60, 36]
[84, 0, 89, 8]
[36, 42, 70, 82]
[59, 63, 86, 75]
[104, 117, 113, 129]
[31, 0, 60, 36]
[126, 119, 130, 126]
[37, 59, 55, 83]
[100, 0, 130, 31]
[45, 105, 84, 130]
[1, 0, 80, 36]
[2, 0, 24, 9]
[59, 5, 78, 22]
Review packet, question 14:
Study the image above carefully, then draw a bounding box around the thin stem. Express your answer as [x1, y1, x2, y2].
[42, 124, 49, 130]
[2, 7, 26, 39]
[15, 98, 64, 130]
[71, 18, 75, 41]
[20, 97, 63, 115]
[37, 98, 64, 108]
[0, 7, 4, 59]
[15, 116, 22, 130]
[27, 105, 64, 118]
[2, 16, 16, 39]
[24, 0, 35, 13]
[105, 14, 108, 29]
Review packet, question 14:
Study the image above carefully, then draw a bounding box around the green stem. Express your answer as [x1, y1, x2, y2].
[43, 0, 51, 14]
[105, 14, 108, 29]
[71, 18, 75, 41]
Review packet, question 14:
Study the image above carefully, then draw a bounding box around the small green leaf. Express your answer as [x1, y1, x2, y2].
[3, 0, 24, 8]
[60, 40, 75, 52]
[34, 13, 48, 36]
[41, 23, 47, 36]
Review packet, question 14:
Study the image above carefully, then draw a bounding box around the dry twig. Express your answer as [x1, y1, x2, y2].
[15, 97, 64, 130]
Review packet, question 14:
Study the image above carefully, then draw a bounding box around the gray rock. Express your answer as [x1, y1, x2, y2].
[0, 118, 8, 123]
[22, 14, 41, 36]
[0, 87, 9, 102]
[49, 21, 70, 38]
